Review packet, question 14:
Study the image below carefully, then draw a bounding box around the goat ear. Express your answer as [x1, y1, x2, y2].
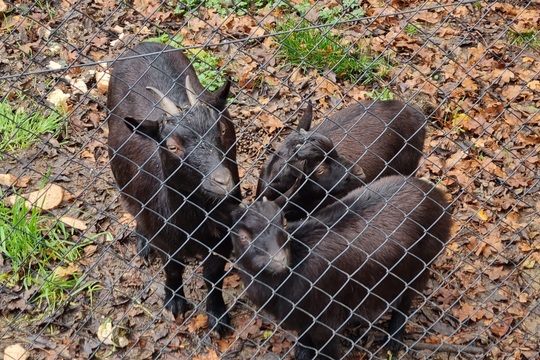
[274, 176, 302, 208]
[212, 79, 231, 110]
[339, 156, 366, 181]
[296, 101, 313, 131]
[351, 164, 366, 181]
[123, 117, 160, 140]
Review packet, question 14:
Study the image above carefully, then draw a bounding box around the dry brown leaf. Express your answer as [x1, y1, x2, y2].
[454, 301, 475, 322]
[5, 184, 64, 210]
[476, 229, 504, 257]
[259, 113, 284, 133]
[4, 344, 28, 360]
[187, 313, 208, 333]
[193, 349, 220, 360]
[490, 316, 512, 337]
[96, 70, 110, 94]
[0, 173, 16, 186]
[53, 264, 80, 278]
[84, 244, 98, 257]
[59, 216, 88, 231]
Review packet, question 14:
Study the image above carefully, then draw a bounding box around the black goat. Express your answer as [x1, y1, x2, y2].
[232, 176, 451, 359]
[107, 42, 240, 334]
[257, 101, 426, 220]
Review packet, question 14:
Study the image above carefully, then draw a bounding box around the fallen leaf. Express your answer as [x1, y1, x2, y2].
[97, 318, 129, 348]
[95, 70, 110, 94]
[259, 113, 284, 133]
[4, 184, 64, 210]
[187, 313, 208, 333]
[70, 78, 88, 94]
[53, 264, 80, 278]
[0, 173, 16, 186]
[193, 349, 219, 360]
[4, 344, 28, 360]
[476, 209, 489, 221]
[59, 216, 88, 231]
[490, 316, 512, 337]
[47, 88, 70, 110]
[0, 0, 8, 13]
[84, 244, 98, 257]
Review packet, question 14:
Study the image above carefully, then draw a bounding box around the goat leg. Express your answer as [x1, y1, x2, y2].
[202, 253, 231, 335]
[163, 258, 191, 317]
[385, 288, 415, 352]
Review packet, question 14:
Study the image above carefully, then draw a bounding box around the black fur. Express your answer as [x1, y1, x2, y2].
[257, 101, 426, 220]
[107, 42, 240, 334]
[232, 176, 452, 358]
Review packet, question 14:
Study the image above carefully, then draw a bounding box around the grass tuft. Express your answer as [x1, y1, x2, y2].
[276, 19, 391, 83]
[507, 28, 539, 48]
[0, 191, 100, 312]
[0, 97, 64, 153]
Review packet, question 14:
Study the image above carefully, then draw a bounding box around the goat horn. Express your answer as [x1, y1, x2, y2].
[296, 101, 313, 131]
[185, 75, 198, 106]
[146, 87, 180, 115]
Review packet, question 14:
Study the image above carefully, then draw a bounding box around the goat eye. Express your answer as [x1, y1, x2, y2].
[316, 167, 326, 175]
[168, 145, 179, 152]
[282, 218, 287, 229]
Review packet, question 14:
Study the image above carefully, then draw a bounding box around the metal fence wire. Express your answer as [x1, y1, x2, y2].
[1, 0, 539, 359]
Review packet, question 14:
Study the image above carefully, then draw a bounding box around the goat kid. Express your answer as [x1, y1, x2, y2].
[257, 101, 426, 220]
[232, 175, 451, 359]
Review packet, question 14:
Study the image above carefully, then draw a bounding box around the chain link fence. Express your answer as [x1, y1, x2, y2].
[1, 0, 539, 359]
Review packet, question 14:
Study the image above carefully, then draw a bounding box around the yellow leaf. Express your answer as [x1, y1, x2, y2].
[476, 209, 488, 221]
[53, 264, 80, 278]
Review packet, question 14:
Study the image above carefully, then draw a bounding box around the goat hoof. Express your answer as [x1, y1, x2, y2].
[385, 338, 404, 353]
[207, 311, 231, 336]
[135, 233, 154, 260]
[164, 293, 192, 318]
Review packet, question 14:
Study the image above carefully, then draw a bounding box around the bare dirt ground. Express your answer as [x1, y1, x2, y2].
[1, 0, 539, 359]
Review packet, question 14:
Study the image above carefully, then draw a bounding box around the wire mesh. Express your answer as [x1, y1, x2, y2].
[1, 0, 539, 359]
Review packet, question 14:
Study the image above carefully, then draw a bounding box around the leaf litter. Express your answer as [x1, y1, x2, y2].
[1, 0, 539, 358]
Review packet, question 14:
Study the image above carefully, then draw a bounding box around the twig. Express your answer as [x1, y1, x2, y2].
[407, 341, 486, 355]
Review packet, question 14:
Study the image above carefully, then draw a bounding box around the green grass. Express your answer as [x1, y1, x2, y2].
[366, 88, 394, 101]
[0, 97, 65, 153]
[276, 18, 391, 83]
[405, 23, 420, 36]
[508, 29, 540, 48]
[0, 191, 100, 312]
[146, 34, 227, 91]
[167, 0, 275, 16]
